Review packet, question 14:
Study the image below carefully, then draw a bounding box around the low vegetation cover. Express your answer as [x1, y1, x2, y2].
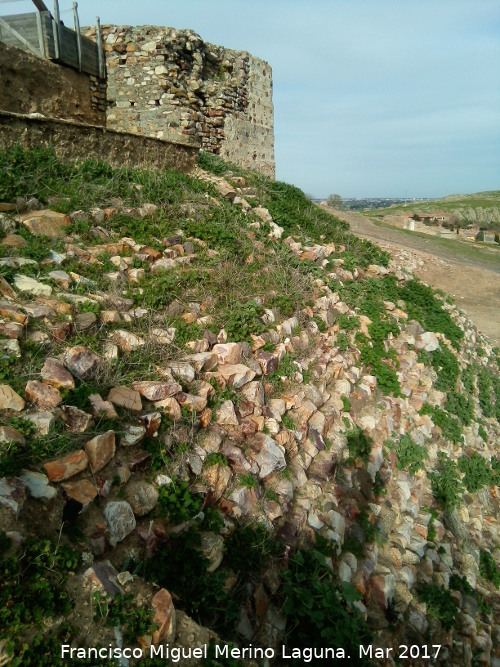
[388, 434, 428, 476]
[0, 146, 499, 665]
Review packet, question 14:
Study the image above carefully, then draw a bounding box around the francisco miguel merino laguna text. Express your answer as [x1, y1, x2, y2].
[60, 643, 355, 662]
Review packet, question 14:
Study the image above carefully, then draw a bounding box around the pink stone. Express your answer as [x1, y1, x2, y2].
[64, 346, 100, 379]
[44, 450, 88, 482]
[89, 394, 119, 419]
[41, 357, 75, 390]
[131, 380, 182, 401]
[108, 386, 142, 412]
[62, 479, 98, 505]
[255, 351, 279, 375]
[84, 431, 116, 472]
[152, 589, 176, 645]
[0, 385, 25, 411]
[21, 209, 71, 238]
[212, 342, 242, 365]
[25, 380, 62, 409]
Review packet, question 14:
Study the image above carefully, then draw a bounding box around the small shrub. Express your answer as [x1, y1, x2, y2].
[224, 523, 282, 576]
[458, 453, 494, 492]
[461, 365, 476, 395]
[356, 328, 401, 396]
[418, 346, 460, 393]
[479, 549, 500, 588]
[391, 434, 428, 476]
[400, 279, 464, 349]
[477, 367, 499, 420]
[0, 355, 17, 383]
[93, 591, 155, 644]
[204, 452, 228, 468]
[137, 527, 236, 629]
[420, 403, 463, 444]
[346, 426, 372, 464]
[268, 293, 300, 317]
[372, 470, 386, 497]
[267, 353, 299, 392]
[7, 416, 37, 437]
[76, 300, 101, 316]
[336, 332, 350, 351]
[172, 319, 203, 348]
[282, 548, 373, 664]
[157, 480, 203, 523]
[223, 300, 265, 342]
[445, 391, 474, 426]
[478, 424, 488, 441]
[200, 507, 225, 533]
[313, 314, 327, 332]
[337, 314, 361, 332]
[208, 384, 240, 412]
[0, 533, 80, 663]
[492, 456, 500, 485]
[239, 473, 257, 489]
[426, 508, 438, 542]
[340, 395, 351, 412]
[416, 582, 459, 630]
[429, 453, 464, 511]
[357, 508, 377, 543]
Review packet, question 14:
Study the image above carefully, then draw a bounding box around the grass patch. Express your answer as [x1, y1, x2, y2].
[458, 454, 494, 493]
[479, 549, 500, 588]
[428, 453, 464, 511]
[416, 582, 459, 630]
[345, 426, 372, 464]
[420, 403, 463, 444]
[389, 434, 428, 476]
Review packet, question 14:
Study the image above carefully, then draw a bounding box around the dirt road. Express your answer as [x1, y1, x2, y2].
[336, 211, 500, 346]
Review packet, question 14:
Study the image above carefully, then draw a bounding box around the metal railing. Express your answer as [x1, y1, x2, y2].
[0, 0, 105, 78]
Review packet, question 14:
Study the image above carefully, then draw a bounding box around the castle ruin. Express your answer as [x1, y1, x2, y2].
[84, 24, 275, 178]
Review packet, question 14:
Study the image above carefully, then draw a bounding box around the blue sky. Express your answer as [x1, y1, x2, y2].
[3, 0, 500, 198]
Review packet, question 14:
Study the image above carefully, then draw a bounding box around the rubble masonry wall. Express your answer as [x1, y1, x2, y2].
[82, 24, 275, 178]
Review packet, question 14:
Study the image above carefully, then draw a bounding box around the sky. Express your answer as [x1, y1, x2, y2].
[3, 0, 500, 198]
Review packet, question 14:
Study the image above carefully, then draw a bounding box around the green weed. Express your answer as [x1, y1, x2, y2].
[429, 453, 464, 511]
[416, 582, 459, 630]
[390, 434, 428, 476]
[479, 549, 500, 588]
[458, 454, 494, 492]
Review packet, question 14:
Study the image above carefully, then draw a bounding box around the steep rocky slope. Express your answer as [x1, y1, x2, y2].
[0, 148, 499, 666]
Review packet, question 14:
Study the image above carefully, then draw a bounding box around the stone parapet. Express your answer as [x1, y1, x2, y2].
[0, 111, 199, 173]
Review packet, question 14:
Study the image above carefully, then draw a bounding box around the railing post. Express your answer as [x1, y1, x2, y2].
[96, 17, 105, 79]
[52, 0, 60, 59]
[73, 1, 82, 71]
[35, 10, 46, 58]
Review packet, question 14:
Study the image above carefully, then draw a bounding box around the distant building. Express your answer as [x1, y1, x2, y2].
[432, 214, 451, 223]
[437, 228, 453, 237]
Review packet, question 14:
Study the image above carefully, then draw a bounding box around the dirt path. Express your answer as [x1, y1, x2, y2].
[336, 211, 500, 346]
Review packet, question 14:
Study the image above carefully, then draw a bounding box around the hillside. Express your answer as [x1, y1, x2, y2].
[0, 147, 499, 667]
[370, 191, 500, 215]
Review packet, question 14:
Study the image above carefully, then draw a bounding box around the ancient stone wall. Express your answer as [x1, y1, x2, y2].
[82, 25, 275, 178]
[0, 111, 198, 173]
[0, 42, 106, 125]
